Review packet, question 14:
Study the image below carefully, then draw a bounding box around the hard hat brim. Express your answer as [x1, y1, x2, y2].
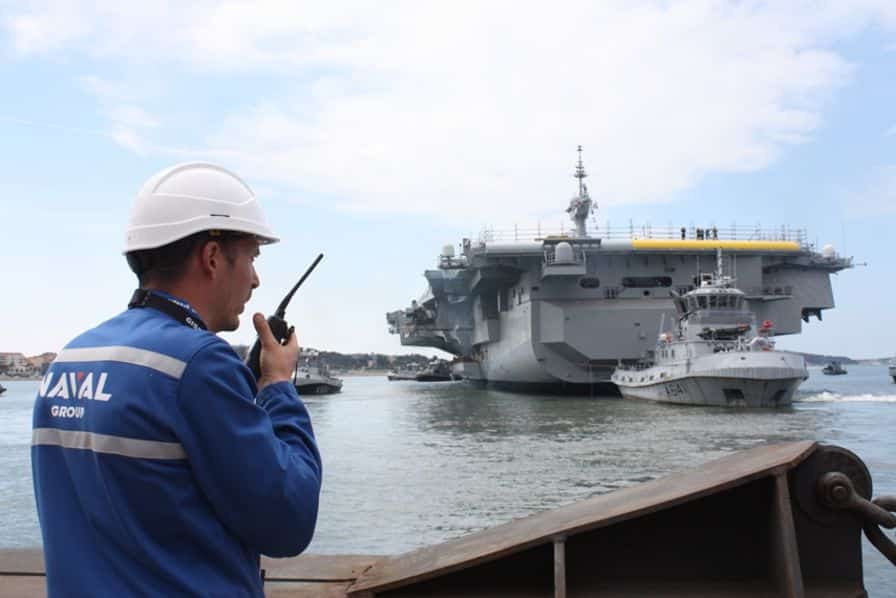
[124, 216, 279, 254]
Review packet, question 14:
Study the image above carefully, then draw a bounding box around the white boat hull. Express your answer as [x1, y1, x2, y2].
[613, 351, 808, 407]
[616, 374, 805, 407]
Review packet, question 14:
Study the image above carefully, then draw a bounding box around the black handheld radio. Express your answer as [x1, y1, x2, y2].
[245, 253, 324, 380]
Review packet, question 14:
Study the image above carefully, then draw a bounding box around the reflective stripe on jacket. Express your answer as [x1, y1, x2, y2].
[32, 300, 322, 597]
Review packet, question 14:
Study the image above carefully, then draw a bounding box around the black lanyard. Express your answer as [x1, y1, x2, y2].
[128, 289, 208, 331]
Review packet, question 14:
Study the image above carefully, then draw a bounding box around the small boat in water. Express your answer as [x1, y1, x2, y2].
[293, 355, 343, 395]
[822, 361, 848, 376]
[612, 250, 808, 407]
[386, 369, 418, 381]
[0, 383, 5, 396]
[387, 358, 457, 382]
[888, 360, 896, 383]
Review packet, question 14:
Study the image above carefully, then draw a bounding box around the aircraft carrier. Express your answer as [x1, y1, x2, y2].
[386, 148, 852, 393]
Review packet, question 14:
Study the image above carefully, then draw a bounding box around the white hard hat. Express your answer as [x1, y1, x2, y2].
[124, 162, 279, 253]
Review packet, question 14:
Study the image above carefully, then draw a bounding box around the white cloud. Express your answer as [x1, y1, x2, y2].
[108, 126, 146, 155]
[4, 3, 91, 56]
[5, 1, 896, 222]
[80, 75, 141, 104]
[78, 75, 162, 153]
[107, 106, 159, 130]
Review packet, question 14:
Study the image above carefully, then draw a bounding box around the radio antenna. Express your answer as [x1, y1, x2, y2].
[275, 253, 323, 318]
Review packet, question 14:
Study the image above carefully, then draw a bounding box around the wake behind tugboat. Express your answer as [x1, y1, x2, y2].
[612, 250, 808, 407]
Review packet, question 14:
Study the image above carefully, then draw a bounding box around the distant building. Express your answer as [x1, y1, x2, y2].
[0, 352, 29, 375]
[0, 351, 57, 376]
[27, 352, 57, 375]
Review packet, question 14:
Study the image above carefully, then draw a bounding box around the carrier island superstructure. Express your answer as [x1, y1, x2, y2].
[387, 148, 852, 392]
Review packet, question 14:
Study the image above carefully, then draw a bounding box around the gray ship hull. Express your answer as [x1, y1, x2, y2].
[467, 377, 621, 396]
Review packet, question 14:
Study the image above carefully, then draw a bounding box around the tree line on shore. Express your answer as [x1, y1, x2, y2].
[4, 348, 886, 379]
[1, 347, 437, 379]
[230, 346, 436, 371]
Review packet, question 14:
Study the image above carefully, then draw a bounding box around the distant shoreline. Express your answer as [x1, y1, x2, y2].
[341, 370, 389, 377]
[1, 371, 392, 382]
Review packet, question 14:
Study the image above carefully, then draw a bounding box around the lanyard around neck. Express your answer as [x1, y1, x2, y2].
[128, 289, 208, 331]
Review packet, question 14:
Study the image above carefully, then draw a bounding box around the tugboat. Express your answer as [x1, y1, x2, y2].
[388, 358, 457, 382]
[293, 354, 343, 395]
[611, 250, 808, 407]
[386, 368, 418, 381]
[822, 361, 848, 376]
[414, 358, 456, 382]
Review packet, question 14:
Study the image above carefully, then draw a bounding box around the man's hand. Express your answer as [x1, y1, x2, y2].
[253, 313, 300, 390]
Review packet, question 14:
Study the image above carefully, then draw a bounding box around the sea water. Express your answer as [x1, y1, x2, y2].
[2, 364, 894, 594]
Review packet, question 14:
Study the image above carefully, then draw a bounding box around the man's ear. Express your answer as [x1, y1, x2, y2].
[198, 240, 222, 278]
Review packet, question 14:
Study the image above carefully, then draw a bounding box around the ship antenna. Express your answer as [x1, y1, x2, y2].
[714, 247, 734, 287]
[567, 145, 594, 237]
[575, 144, 587, 198]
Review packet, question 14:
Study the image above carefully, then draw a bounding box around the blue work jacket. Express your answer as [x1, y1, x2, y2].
[31, 295, 322, 597]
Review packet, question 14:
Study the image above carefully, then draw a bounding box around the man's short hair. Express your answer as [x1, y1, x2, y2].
[126, 231, 247, 286]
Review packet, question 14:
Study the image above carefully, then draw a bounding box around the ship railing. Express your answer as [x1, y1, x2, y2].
[479, 224, 810, 247]
[617, 361, 655, 372]
[741, 285, 794, 298]
[809, 253, 854, 266]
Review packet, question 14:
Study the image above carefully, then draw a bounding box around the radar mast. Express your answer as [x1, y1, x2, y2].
[567, 145, 594, 237]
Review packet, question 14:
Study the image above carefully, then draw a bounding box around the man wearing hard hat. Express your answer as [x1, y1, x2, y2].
[31, 163, 322, 597]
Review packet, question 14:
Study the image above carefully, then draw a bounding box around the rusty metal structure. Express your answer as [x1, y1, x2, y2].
[2, 442, 893, 596]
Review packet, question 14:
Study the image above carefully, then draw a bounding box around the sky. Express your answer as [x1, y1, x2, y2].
[1, 1, 895, 359]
